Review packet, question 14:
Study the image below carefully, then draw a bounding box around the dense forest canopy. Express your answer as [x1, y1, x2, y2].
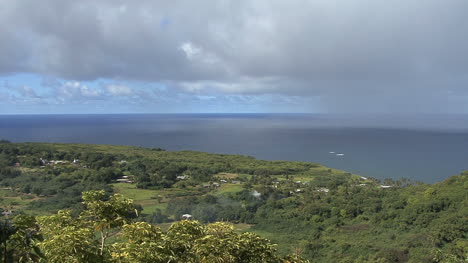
[0, 141, 466, 262]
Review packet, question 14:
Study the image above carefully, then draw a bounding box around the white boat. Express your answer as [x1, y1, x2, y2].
[329, 151, 335, 154]
[336, 153, 344, 156]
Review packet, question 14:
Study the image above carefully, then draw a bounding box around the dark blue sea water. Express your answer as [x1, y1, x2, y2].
[1, 114, 467, 183]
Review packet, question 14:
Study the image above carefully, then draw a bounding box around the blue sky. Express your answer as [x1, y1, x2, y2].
[0, 74, 318, 114]
[0, 0, 467, 114]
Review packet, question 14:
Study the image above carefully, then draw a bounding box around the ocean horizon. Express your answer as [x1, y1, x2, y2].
[1, 113, 467, 183]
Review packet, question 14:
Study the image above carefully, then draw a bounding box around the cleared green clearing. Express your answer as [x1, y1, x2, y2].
[0, 189, 40, 208]
[233, 223, 253, 232]
[139, 203, 168, 215]
[214, 172, 239, 179]
[215, 183, 244, 195]
[111, 183, 157, 201]
[111, 183, 165, 215]
[112, 183, 203, 215]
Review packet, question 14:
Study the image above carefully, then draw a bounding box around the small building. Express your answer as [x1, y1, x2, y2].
[40, 158, 49, 166]
[182, 214, 192, 220]
[220, 179, 228, 183]
[14, 163, 21, 167]
[176, 175, 187, 180]
[212, 182, 220, 187]
[380, 185, 393, 189]
[73, 159, 80, 164]
[116, 178, 133, 183]
[232, 180, 241, 184]
[252, 190, 261, 198]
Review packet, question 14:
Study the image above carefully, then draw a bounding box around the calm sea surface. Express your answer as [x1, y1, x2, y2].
[1, 114, 467, 183]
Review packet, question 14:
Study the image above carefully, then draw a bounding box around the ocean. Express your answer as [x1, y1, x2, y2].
[1, 113, 467, 183]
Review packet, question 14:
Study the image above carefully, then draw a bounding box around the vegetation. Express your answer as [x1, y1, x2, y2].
[1, 190, 305, 262]
[0, 142, 466, 262]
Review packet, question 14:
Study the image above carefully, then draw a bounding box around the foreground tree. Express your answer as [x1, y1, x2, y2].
[112, 221, 306, 263]
[0, 215, 42, 263]
[35, 191, 308, 263]
[80, 190, 136, 256]
[37, 210, 100, 263]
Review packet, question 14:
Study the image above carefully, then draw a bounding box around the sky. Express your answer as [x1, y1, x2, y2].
[0, 0, 467, 114]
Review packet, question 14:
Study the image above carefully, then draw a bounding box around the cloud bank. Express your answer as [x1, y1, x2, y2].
[0, 0, 467, 113]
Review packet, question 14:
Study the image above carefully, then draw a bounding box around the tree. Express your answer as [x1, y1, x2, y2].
[111, 222, 170, 263]
[37, 210, 100, 263]
[37, 190, 136, 262]
[80, 190, 136, 256]
[0, 216, 42, 263]
[0, 219, 16, 263]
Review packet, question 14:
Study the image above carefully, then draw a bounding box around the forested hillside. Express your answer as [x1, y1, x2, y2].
[0, 141, 466, 262]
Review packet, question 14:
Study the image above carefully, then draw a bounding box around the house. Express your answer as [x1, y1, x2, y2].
[176, 175, 187, 180]
[380, 185, 393, 189]
[117, 177, 133, 183]
[40, 158, 49, 166]
[220, 179, 228, 183]
[212, 182, 220, 187]
[73, 159, 80, 164]
[295, 189, 303, 193]
[252, 190, 261, 198]
[182, 214, 192, 220]
[14, 163, 21, 167]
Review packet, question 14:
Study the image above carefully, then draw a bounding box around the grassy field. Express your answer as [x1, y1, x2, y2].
[214, 183, 244, 196]
[0, 189, 45, 215]
[111, 183, 167, 216]
[111, 181, 247, 215]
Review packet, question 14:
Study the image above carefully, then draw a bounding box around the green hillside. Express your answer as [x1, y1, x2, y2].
[0, 141, 466, 262]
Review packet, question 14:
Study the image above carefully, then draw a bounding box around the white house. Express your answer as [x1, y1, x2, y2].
[182, 214, 192, 220]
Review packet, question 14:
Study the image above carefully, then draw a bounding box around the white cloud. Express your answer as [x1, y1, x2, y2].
[56, 81, 102, 101]
[105, 84, 133, 96]
[179, 42, 201, 60]
[179, 42, 222, 65]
